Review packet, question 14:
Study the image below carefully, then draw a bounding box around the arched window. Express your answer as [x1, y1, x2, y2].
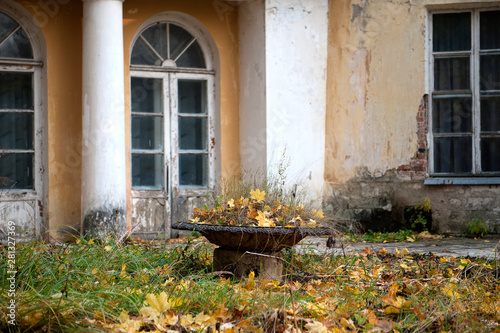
[130, 15, 217, 238]
[0, 3, 46, 240]
[0, 12, 35, 190]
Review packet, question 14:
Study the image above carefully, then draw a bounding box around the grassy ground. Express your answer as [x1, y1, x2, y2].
[1, 236, 499, 332]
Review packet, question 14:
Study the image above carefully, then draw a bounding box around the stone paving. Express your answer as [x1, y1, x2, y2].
[297, 236, 500, 259]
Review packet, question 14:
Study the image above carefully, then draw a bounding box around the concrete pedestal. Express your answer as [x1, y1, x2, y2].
[213, 248, 283, 281]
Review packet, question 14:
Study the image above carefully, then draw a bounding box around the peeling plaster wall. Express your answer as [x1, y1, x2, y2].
[324, 0, 500, 233]
[326, 0, 426, 182]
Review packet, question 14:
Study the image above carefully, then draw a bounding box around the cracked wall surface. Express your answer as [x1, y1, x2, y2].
[324, 0, 500, 234]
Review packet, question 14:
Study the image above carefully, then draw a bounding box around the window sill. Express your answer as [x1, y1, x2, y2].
[424, 177, 500, 185]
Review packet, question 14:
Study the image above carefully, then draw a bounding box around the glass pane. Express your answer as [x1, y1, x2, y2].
[176, 41, 206, 68]
[481, 97, 500, 132]
[480, 55, 500, 91]
[432, 97, 472, 133]
[178, 80, 206, 114]
[0, 153, 33, 189]
[481, 137, 500, 172]
[131, 77, 162, 113]
[131, 37, 161, 65]
[179, 154, 207, 186]
[434, 136, 472, 173]
[0, 28, 33, 59]
[141, 23, 167, 61]
[434, 57, 470, 91]
[0, 12, 19, 42]
[433, 12, 471, 52]
[0, 113, 33, 150]
[132, 153, 163, 189]
[179, 117, 207, 150]
[169, 24, 194, 60]
[132, 116, 163, 150]
[0, 72, 33, 109]
[480, 11, 500, 50]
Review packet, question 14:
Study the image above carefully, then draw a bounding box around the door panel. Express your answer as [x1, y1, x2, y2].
[130, 73, 215, 238]
[0, 199, 37, 241]
[130, 193, 169, 239]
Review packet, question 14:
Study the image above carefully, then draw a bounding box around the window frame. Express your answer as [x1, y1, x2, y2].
[428, 7, 500, 178]
[129, 17, 217, 198]
[0, 1, 47, 240]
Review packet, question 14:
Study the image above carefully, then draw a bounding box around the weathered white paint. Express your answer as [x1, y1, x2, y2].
[239, 0, 328, 200]
[81, 0, 127, 236]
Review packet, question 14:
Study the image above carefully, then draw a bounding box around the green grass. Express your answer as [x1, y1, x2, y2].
[345, 229, 416, 243]
[1, 236, 499, 332]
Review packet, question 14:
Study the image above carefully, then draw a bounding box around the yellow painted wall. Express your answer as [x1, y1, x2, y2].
[325, 0, 499, 183]
[18, 0, 83, 239]
[16, 0, 240, 239]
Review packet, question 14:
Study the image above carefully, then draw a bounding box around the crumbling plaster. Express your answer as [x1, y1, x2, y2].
[324, 0, 500, 233]
[326, 0, 426, 182]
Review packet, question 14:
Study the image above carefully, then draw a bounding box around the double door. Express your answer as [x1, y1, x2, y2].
[130, 72, 214, 238]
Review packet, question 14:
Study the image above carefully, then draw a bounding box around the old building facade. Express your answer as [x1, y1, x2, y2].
[0, 0, 498, 241]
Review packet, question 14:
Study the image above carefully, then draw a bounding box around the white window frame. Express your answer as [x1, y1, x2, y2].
[427, 6, 500, 182]
[129, 71, 216, 196]
[129, 14, 218, 197]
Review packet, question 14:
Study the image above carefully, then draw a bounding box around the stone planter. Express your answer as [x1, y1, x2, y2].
[172, 222, 332, 280]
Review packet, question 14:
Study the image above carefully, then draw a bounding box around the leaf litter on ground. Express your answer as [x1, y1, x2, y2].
[0, 236, 499, 333]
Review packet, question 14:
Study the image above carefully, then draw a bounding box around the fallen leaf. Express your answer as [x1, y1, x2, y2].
[146, 292, 171, 313]
[250, 189, 266, 201]
[305, 321, 328, 333]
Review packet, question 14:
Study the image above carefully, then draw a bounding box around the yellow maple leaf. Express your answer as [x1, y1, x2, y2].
[311, 209, 325, 219]
[180, 314, 194, 326]
[194, 312, 213, 326]
[140, 306, 160, 319]
[159, 312, 178, 326]
[189, 217, 200, 223]
[104, 245, 112, 252]
[146, 292, 171, 313]
[250, 189, 266, 201]
[256, 211, 275, 227]
[305, 321, 328, 333]
[227, 199, 235, 208]
[401, 248, 410, 256]
[441, 284, 461, 299]
[384, 306, 400, 315]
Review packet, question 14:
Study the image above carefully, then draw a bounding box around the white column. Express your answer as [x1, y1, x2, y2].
[265, 0, 328, 201]
[239, 0, 328, 202]
[81, 0, 126, 237]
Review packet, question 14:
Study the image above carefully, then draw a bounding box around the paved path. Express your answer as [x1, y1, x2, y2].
[297, 236, 500, 259]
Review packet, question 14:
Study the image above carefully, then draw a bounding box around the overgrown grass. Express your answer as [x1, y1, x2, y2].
[345, 229, 444, 243]
[345, 230, 416, 243]
[1, 236, 499, 332]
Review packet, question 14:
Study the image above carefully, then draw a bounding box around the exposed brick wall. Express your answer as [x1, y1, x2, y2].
[397, 95, 428, 181]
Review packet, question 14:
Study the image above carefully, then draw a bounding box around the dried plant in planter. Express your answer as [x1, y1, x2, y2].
[189, 189, 325, 228]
